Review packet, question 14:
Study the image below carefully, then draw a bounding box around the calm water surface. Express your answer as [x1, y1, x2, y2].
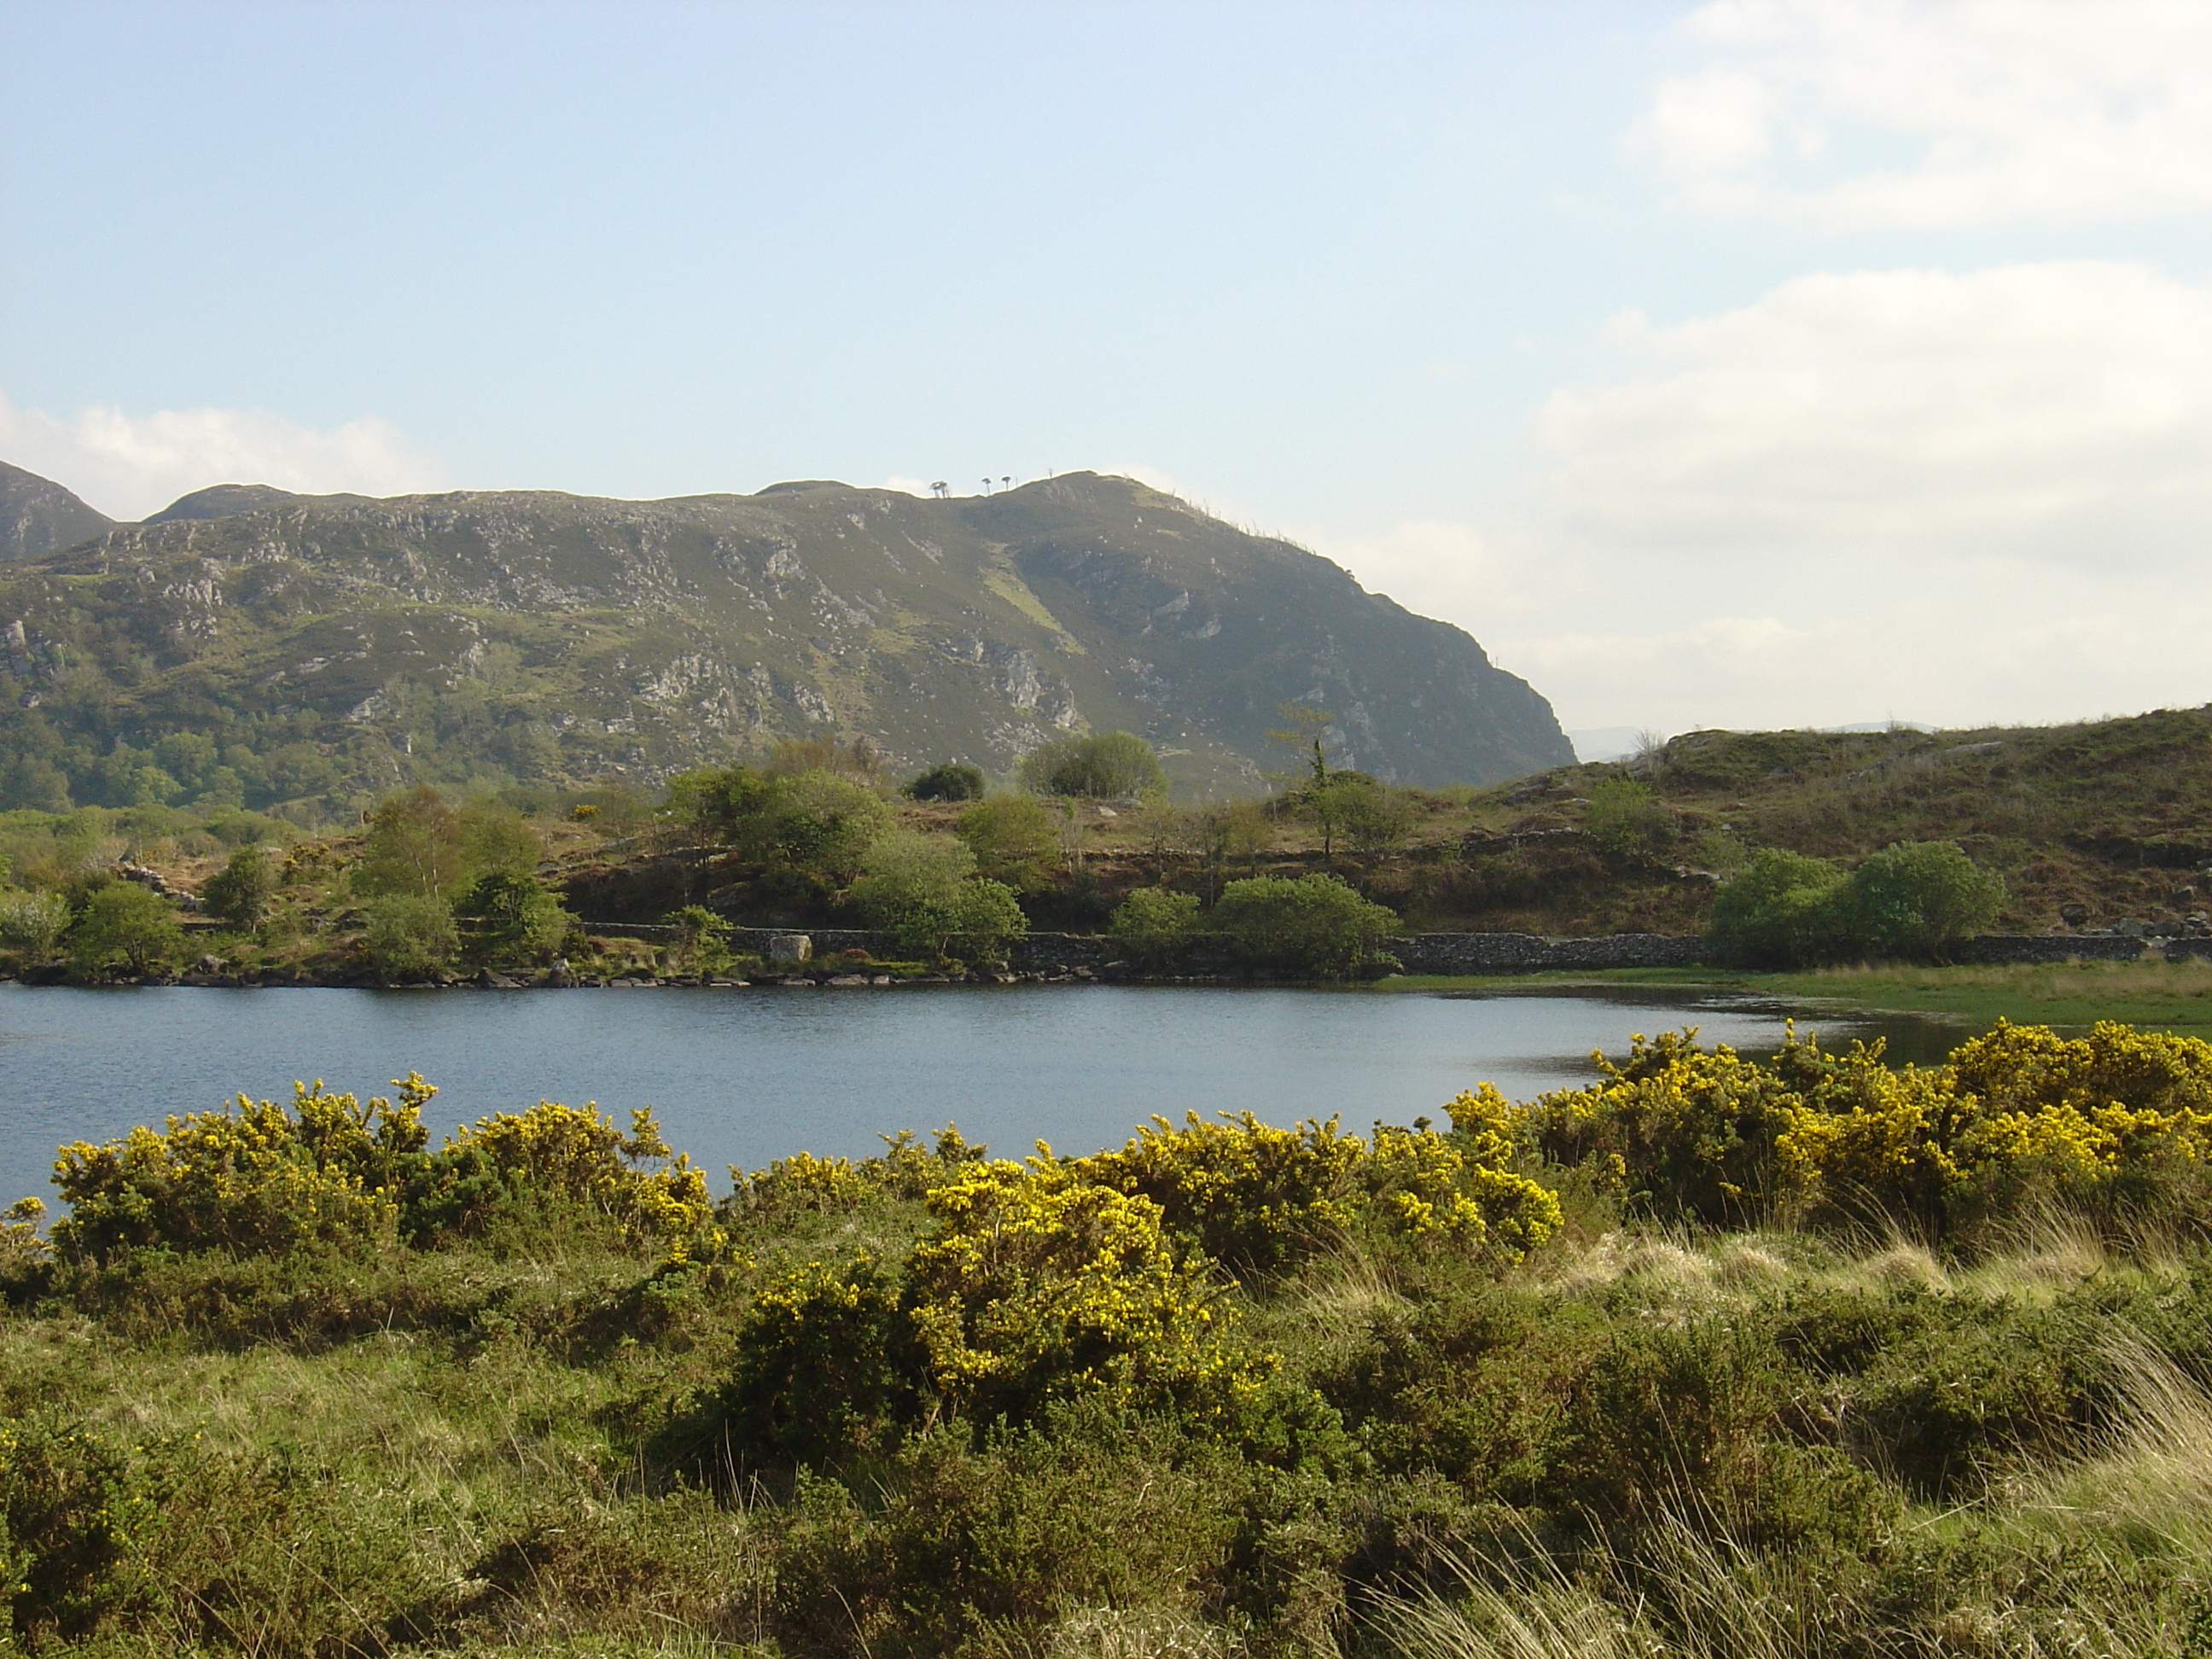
[0, 983, 1970, 1206]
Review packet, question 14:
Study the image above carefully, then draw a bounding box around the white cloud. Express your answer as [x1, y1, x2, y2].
[1480, 260, 2212, 731]
[0, 391, 449, 521]
[1637, 0, 2212, 228]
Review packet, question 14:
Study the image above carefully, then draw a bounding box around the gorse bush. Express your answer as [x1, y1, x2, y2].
[49, 1074, 712, 1264]
[1072, 1108, 1560, 1275]
[1530, 1019, 2212, 1237]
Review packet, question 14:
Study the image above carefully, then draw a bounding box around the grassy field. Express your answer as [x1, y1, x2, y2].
[1378, 956, 2212, 1035]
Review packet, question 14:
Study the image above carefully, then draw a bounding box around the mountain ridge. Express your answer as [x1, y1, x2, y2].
[0, 464, 1571, 811]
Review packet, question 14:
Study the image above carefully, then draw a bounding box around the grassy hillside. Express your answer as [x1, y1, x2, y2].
[0, 468, 1570, 815]
[0, 461, 111, 562]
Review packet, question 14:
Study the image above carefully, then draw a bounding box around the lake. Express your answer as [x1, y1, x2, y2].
[0, 982, 1972, 1208]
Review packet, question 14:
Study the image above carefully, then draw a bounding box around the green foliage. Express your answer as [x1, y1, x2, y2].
[361, 893, 459, 978]
[353, 784, 466, 899]
[453, 871, 574, 963]
[63, 882, 183, 980]
[1708, 847, 1849, 966]
[658, 903, 731, 970]
[1208, 872, 1400, 978]
[0, 1415, 157, 1644]
[1017, 731, 1166, 800]
[904, 760, 986, 802]
[1106, 885, 1201, 963]
[952, 792, 1059, 891]
[1712, 841, 2003, 966]
[53, 1077, 431, 1261]
[1298, 772, 1413, 859]
[849, 829, 1026, 961]
[1583, 776, 1679, 856]
[0, 887, 68, 961]
[199, 841, 278, 928]
[1831, 839, 2005, 958]
[673, 765, 894, 882]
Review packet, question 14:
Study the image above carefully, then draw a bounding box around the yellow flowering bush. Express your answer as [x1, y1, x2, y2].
[50, 1074, 709, 1260]
[1537, 1021, 2212, 1236]
[907, 1158, 1262, 1422]
[52, 1075, 433, 1261]
[1070, 1108, 1558, 1272]
[730, 1125, 989, 1220]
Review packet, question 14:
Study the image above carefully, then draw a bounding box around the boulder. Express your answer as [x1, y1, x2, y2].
[768, 934, 813, 967]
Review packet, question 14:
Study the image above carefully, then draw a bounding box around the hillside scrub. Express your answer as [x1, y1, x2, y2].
[3, 1021, 2212, 1653]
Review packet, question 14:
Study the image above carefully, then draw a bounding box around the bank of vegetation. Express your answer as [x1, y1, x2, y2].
[2, 1016, 2209, 1654]
[6, 706, 2128, 987]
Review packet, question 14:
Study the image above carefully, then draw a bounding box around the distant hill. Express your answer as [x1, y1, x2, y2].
[0, 461, 112, 562]
[0, 466, 1571, 812]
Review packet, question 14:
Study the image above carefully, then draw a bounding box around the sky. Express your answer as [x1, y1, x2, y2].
[4, 0, 2212, 742]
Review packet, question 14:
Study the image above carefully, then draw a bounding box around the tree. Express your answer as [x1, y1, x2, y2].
[954, 795, 1060, 892]
[849, 830, 1027, 961]
[66, 883, 184, 980]
[362, 894, 460, 979]
[354, 785, 466, 899]
[0, 889, 70, 962]
[1208, 874, 1400, 979]
[661, 904, 734, 971]
[1708, 849, 1848, 967]
[1266, 702, 1335, 789]
[457, 800, 544, 881]
[1833, 841, 2003, 959]
[455, 871, 575, 963]
[1017, 731, 1166, 800]
[201, 843, 279, 928]
[905, 762, 987, 802]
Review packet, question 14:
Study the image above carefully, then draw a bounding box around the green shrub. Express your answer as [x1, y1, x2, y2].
[953, 793, 1060, 891]
[199, 841, 278, 927]
[850, 829, 1025, 961]
[1708, 847, 1848, 966]
[1583, 777, 1679, 856]
[1017, 731, 1166, 800]
[1208, 873, 1400, 978]
[454, 871, 575, 963]
[1832, 840, 2004, 959]
[1106, 886, 1200, 963]
[53, 1074, 710, 1263]
[0, 1415, 157, 1644]
[64, 882, 183, 980]
[361, 892, 459, 977]
[905, 761, 986, 802]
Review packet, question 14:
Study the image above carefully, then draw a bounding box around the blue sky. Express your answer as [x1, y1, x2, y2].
[6, 0, 2212, 740]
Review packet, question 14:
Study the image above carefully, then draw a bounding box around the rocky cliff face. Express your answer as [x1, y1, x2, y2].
[0, 461, 113, 562]
[0, 467, 1570, 806]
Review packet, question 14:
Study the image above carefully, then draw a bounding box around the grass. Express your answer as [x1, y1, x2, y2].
[1375, 958, 2212, 1035]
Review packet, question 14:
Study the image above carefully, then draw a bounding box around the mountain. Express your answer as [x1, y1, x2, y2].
[0, 465, 1571, 811]
[0, 461, 113, 562]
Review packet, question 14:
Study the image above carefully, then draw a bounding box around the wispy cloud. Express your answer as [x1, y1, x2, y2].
[0, 392, 449, 521]
[1636, 0, 2212, 229]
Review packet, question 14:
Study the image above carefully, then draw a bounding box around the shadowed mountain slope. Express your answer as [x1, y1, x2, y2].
[0, 461, 113, 561]
[0, 467, 1569, 810]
